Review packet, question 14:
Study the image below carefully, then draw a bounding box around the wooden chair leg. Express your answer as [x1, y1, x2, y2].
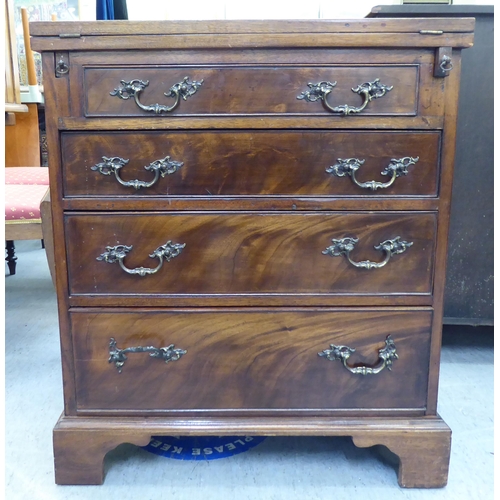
[6, 240, 17, 275]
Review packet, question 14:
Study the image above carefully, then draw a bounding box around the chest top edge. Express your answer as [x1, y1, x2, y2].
[30, 18, 474, 52]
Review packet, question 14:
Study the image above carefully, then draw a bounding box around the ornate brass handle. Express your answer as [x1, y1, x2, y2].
[326, 157, 419, 191]
[108, 337, 187, 373]
[91, 156, 183, 190]
[297, 78, 393, 115]
[318, 335, 398, 375]
[97, 241, 186, 277]
[110, 76, 203, 114]
[322, 236, 413, 270]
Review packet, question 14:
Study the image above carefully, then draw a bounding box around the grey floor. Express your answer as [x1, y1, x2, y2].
[5, 240, 494, 499]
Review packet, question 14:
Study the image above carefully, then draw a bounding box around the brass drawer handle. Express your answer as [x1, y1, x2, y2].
[110, 76, 204, 114]
[322, 236, 413, 270]
[297, 78, 393, 115]
[109, 337, 187, 373]
[319, 335, 398, 376]
[91, 155, 183, 190]
[97, 241, 186, 277]
[326, 157, 419, 191]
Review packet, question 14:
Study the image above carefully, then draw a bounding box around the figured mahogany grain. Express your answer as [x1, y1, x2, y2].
[62, 48, 446, 125]
[61, 130, 440, 198]
[64, 211, 436, 299]
[71, 308, 432, 413]
[31, 18, 471, 488]
[84, 65, 417, 118]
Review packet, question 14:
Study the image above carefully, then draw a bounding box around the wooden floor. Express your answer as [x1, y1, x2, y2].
[4, 240, 494, 499]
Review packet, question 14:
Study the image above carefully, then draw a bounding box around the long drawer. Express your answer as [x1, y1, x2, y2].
[84, 65, 417, 118]
[71, 308, 432, 414]
[65, 211, 436, 302]
[61, 130, 440, 198]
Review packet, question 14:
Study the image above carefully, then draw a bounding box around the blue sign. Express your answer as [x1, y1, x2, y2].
[142, 435, 267, 461]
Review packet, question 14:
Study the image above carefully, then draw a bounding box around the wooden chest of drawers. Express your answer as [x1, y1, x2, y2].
[31, 19, 474, 488]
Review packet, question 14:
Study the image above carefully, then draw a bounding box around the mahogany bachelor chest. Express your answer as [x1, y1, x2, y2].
[30, 19, 474, 487]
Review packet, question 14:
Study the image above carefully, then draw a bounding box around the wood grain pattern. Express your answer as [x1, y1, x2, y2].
[84, 65, 417, 118]
[30, 33, 474, 52]
[5, 104, 41, 167]
[67, 294, 433, 309]
[61, 130, 440, 198]
[31, 18, 469, 487]
[58, 115, 445, 131]
[61, 47, 446, 125]
[352, 421, 451, 488]
[52, 413, 450, 486]
[71, 308, 432, 413]
[5, 220, 43, 241]
[61, 197, 440, 213]
[70, 47, 437, 65]
[427, 50, 463, 415]
[64, 212, 436, 299]
[30, 18, 475, 36]
[41, 51, 77, 415]
[53, 417, 152, 485]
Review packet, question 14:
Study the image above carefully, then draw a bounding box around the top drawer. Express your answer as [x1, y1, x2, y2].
[84, 65, 417, 118]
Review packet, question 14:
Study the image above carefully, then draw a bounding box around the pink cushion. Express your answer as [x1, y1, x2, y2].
[5, 184, 48, 222]
[5, 167, 49, 185]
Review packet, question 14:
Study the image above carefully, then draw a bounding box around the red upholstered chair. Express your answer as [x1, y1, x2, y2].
[5, 167, 51, 276]
[4, 10, 54, 281]
[4, 6, 54, 280]
[5, 166, 49, 185]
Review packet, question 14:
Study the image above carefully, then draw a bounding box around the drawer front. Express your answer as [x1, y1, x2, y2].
[66, 212, 436, 299]
[84, 65, 417, 117]
[72, 309, 432, 413]
[62, 131, 440, 198]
